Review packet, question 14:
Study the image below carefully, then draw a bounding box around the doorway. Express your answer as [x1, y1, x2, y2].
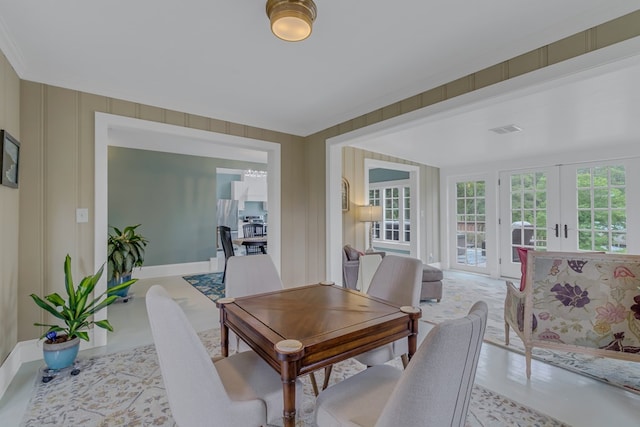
[94, 113, 281, 346]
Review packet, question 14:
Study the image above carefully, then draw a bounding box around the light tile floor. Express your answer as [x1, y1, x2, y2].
[1, 272, 640, 426]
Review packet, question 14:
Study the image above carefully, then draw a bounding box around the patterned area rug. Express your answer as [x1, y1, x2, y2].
[182, 272, 224, 301]
[421, 271, 640, 394]
[21, 328, 567, 427]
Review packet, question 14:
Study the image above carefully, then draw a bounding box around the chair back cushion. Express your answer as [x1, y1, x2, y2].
[219, 225, 235, 259]
[146, 285, 233, 426]
[367, 255, 423, 307]
[225, 254, 283, 297]
[376, 301, 488, 427]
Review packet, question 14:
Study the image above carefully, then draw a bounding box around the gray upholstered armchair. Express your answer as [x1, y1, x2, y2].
[342, 245, 361, 289]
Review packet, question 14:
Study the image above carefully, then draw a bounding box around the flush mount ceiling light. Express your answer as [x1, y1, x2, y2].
[266, 0, 317, 42]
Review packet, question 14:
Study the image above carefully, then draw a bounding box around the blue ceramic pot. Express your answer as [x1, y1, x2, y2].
[108, 273, 132, 297]
[43, 336, 80, 370]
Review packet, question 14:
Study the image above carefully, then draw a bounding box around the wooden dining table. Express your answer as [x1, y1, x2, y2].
[215, 283, 421, 427]
[232, 236, 267, 254]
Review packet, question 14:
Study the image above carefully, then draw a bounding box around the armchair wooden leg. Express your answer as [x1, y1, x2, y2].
[505, 322, 510, 346]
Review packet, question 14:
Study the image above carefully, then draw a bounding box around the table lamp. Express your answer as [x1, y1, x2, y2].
[357, 204, 383, 253]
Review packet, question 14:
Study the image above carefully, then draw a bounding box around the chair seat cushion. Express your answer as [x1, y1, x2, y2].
[315, 365, 401, 427]
[422, 265, 443, 282]
[215, 350, 300, 424]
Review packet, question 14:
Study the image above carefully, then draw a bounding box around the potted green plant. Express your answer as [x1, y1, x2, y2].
[107, 224, 148, 297]
[30, 254, 137, 370]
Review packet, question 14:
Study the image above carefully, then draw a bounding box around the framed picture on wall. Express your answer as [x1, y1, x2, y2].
[0, 130, 19, 189]
[341, 177, 349, 212]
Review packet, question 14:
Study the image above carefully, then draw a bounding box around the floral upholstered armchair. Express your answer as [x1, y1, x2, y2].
[505, 250, 640, 379]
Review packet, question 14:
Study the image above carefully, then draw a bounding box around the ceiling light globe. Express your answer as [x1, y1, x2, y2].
[266, 0, 317, 42]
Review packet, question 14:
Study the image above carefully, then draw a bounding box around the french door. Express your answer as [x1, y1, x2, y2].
[500, 159, 637, 278]
[452, 179, 488, 273]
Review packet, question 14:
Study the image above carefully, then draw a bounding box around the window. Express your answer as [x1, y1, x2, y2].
[576, 165, 626, 252]
[370, 185, 411, 243]
[455, 180, 486, 267]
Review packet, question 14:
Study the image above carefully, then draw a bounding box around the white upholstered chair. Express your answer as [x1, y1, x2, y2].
[225, 254, 283, 353]
[315, 301, 489, 427]
[355, 255, 423, 368]
[146, 285, 300, 426]
[225, 254, 283, 299]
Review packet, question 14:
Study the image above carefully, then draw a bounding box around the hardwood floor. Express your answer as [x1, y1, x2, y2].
[1, 271, 639, 426]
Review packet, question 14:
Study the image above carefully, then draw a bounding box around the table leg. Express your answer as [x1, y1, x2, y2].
[407, 313, 420, 362]
[219, 310, 229, 358]
[280, 360, 297, 427]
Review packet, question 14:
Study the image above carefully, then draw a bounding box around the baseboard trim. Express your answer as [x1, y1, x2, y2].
[0, 339, 40, 400]
[133, 261, 220, 280]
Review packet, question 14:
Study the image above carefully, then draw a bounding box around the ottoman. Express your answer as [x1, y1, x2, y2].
[421, 265, 443, 302]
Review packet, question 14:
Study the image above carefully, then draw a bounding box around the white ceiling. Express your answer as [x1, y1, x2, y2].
[348, 49, 640, 168]
[0, 1, 639, 167]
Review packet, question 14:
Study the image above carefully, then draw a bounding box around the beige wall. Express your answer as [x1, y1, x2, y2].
[341, 147, 440, 262]
[18, 83, 306, 341]
[0, 51, 20, 363]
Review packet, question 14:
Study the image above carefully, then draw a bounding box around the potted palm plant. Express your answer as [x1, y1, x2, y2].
[107, 224, 148, 298]
[30, 254, 137, 370]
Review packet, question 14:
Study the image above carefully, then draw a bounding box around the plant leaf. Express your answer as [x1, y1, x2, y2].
[75, 331, 90, 341]
[30, 294, 65, 320]
[63, 254, 76, 308]
[45, 293, 66, 307]
[94, 319, 114, 332]
[107, 278, 137, 295]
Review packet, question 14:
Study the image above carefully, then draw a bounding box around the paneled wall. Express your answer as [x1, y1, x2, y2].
[18, 83, 306, 341]
[0, 51, 20, 363]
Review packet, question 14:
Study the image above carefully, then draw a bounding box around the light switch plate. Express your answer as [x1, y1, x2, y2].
[76, 208, 89, 223]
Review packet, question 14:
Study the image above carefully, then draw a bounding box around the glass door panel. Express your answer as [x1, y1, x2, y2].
[454, 180, 487, 270]
[561, 162, 629, 253]
[499, 167, 560, 278]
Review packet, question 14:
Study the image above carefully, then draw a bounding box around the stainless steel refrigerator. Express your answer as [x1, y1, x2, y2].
[216, 199, 238, 249]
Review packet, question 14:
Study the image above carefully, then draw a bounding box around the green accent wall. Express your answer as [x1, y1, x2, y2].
[370, 168, 410, 183]
[108, 147, 265, 266]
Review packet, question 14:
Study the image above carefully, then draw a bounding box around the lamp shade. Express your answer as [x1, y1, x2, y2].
[266, 0, 317, 42]
[357, 205, 383, 223]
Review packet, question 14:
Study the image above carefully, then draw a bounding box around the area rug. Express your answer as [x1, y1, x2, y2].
[21, 328, 567, 427]
[421, 270, 640, 394]
[182, 272, 224, 301]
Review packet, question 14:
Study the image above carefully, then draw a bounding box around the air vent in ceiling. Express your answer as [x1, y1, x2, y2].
[489, 124, 522, 134]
